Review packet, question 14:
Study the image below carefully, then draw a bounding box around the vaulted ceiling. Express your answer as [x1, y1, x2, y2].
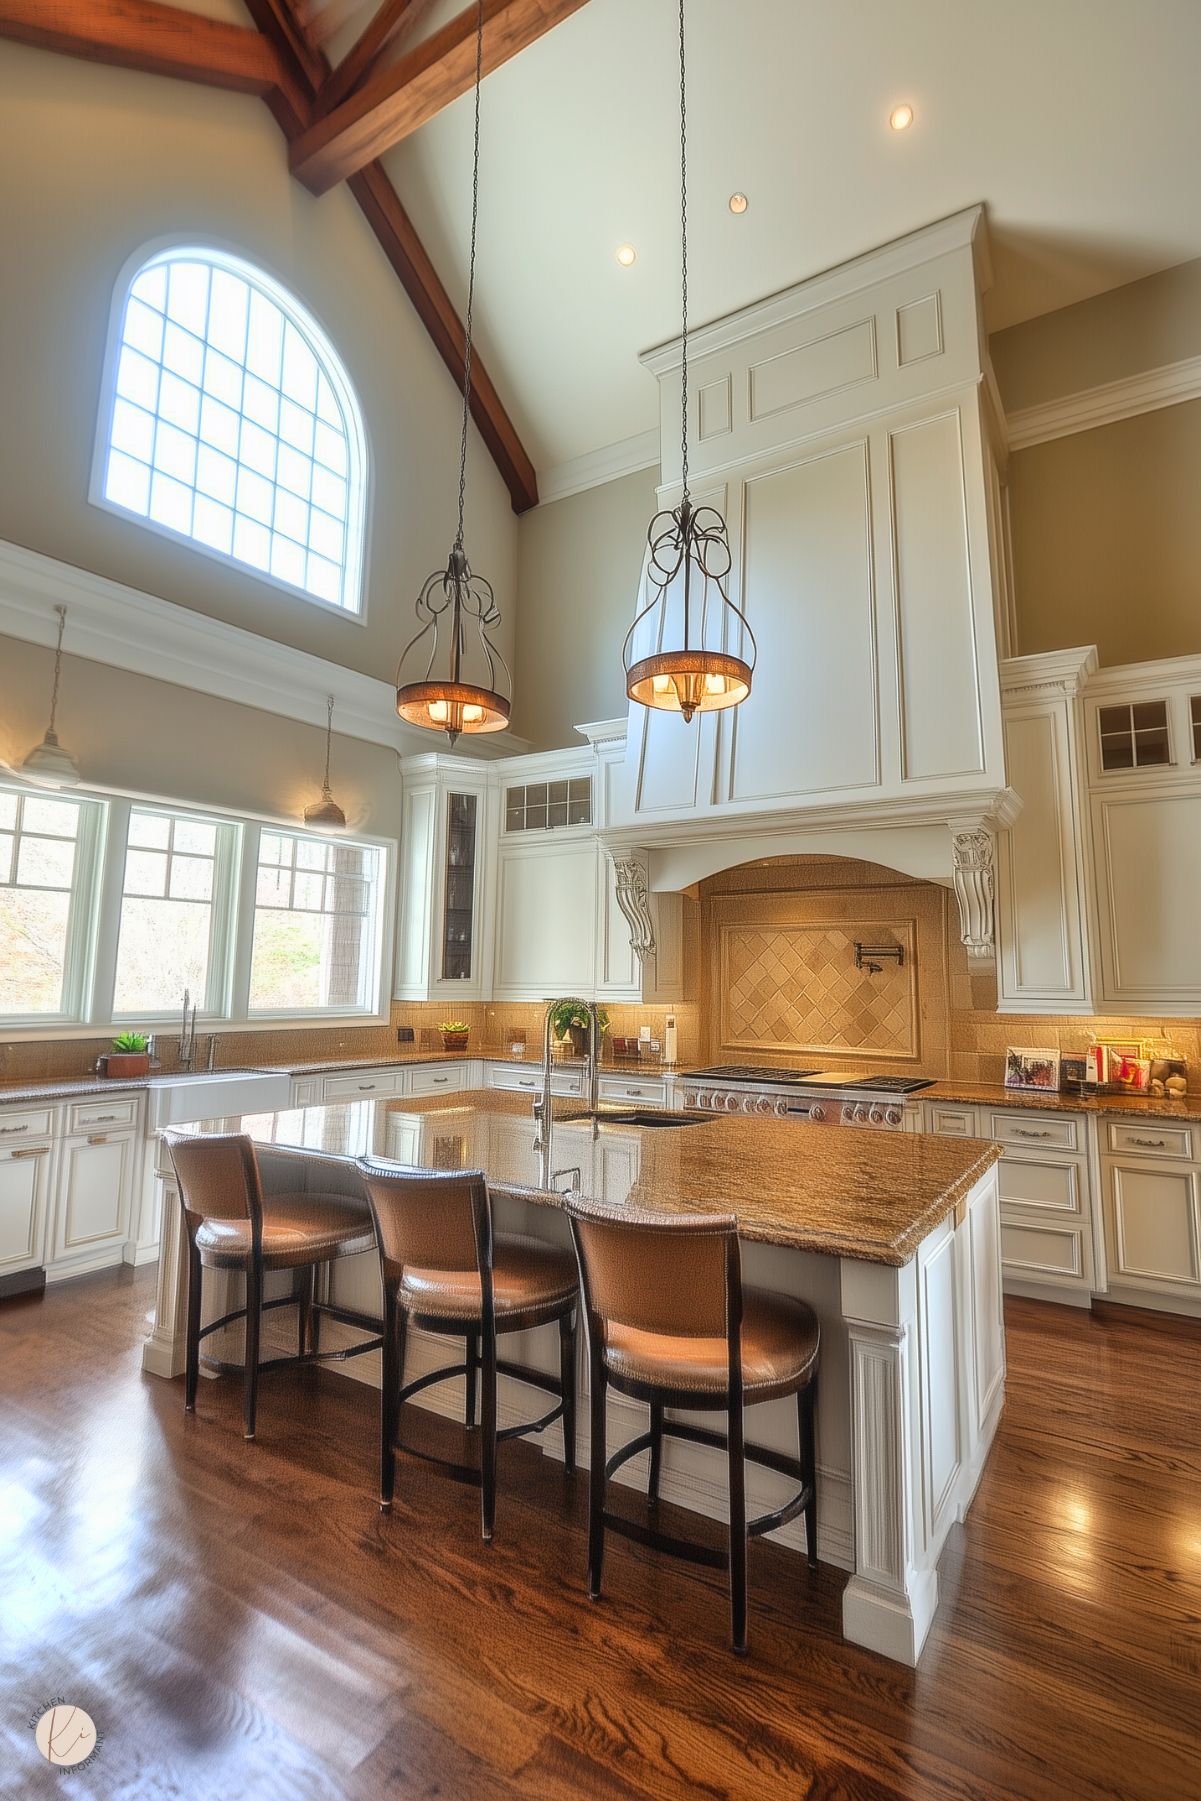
[6, 0, 1201, 498]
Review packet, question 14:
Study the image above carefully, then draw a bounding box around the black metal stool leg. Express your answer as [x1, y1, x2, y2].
[728, 1391, 748, 1655]
[800, 1378, 819, 1571]
[465, 1329, 479, 1430]
[380, 1286, 402, 1511]
[243, 1265, 262, 1442]
[184, 1242, 202, 1412]
[298, 1266, 315, 1359]
[587, 1350, 607, 1600]
[647, 1399, 664, 1506]
[559, 1310, 577, 1476]
[480, 1323, 498, 1543]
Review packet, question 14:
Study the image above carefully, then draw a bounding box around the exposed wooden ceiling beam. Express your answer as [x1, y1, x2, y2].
[0, 0, 297, 100]
[289, 0, 590, 196]
[318, 0, 438, 119]
[252, 0, 539, 512]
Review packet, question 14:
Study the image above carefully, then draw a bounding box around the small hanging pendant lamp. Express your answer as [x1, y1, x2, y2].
[304, 694, 348, 830]
[396, 0, 510, 748]
[21, 605, 82, 786]
[623, 0, 755, 724]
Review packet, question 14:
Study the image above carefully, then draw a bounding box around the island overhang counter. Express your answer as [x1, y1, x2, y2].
[146, 1091, 1004, 1666]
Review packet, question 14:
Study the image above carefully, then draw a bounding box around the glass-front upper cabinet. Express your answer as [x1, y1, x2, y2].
[441, 792, 477, 981]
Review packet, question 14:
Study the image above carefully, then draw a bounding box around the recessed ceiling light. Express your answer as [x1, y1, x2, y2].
[615, 244, 637, 267]
[889, 103, 914, 131]
[728, 192, 749, 215]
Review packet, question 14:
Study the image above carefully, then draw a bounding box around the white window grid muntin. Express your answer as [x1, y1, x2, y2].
[0, 786, 106, 1026]
[248, 830, 384, 1017]
[110, 804, 242, 1023]
[93, 245, 369, 620]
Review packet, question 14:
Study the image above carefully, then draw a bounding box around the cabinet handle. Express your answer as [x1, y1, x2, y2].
[10, 1145, 49, 1159]
[89, 1114, 119, 1123]
[625, 1088, 644, 1097]
[357, 1084, 375, 1091]
[0, 1124, 27, 1135]
[87, 1134, 109, 1146]
[518, 1080, 535, 1089]
[432, 1076, 449, 1085]
[1013, 1128, 1052, 1139]
[1131, 1136, 1167, 1149]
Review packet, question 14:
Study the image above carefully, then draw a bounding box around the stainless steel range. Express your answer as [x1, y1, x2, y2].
[679, 1065, 934, 1130]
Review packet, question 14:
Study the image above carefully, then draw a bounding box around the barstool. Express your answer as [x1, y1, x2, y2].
[164, 1130, 383, 1440]
[357, 1162, 579, 1541]
[566, 1194, 820, 1654]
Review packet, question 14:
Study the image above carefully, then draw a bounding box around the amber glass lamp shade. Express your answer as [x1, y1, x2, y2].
[395, 679, 509, 741]
[625, 650, 752, 723]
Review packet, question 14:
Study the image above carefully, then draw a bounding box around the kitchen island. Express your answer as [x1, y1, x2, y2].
[146, 1091, 1003, 1665]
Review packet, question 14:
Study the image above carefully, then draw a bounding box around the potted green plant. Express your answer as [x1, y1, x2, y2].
[439, 1020, 471, 1053]
[549, 1002, 610, 1059]
[106, 1032, 151, 1079]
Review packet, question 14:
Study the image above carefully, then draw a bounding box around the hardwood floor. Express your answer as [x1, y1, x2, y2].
[1, 1271, 1199, 1799]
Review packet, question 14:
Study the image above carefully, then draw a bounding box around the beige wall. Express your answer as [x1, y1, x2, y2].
[990, 257, 1201, 667]
[0, 632, 401, 837]
[513, 467, 656, 749]
[0, 42, 517, 688]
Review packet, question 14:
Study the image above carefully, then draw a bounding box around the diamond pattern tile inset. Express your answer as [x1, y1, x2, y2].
[720, 924, 916, 1057]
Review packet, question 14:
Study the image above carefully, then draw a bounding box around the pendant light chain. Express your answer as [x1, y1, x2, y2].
[455, 0, 485, 552]
[322, 694, 334, 792]
[48, 605, 67, 736]
[678, 0, 689, 502]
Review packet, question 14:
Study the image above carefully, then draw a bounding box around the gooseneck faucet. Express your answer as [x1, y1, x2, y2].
[535, 997, 601, 1189]
[177, 988, 198, 1071]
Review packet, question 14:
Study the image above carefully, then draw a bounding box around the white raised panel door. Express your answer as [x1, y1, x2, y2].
[50, 1134, 136, 1274]
[1091, 790, 1201, 1012]
[394, 782, 438, 999]
[1106, 1161, 1201, 1294]
[726, 440, 879, 804]
[0, 1142, 53, 1276]
[998, 701, 1092, 1011]
[493, 840, 598, 999]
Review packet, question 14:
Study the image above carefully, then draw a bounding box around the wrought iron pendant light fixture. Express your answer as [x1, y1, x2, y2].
[396, 0, 510, 748]
[304, 694, 348, 830]
[624, 0, 755, 724]
[21, 605, 82, 786]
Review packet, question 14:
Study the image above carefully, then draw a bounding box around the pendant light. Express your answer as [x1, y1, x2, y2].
[304, 694, 348, 829]
[623, 0, 755, 723]
[396, 0, 510, 748]
[21, 605, 82, 786]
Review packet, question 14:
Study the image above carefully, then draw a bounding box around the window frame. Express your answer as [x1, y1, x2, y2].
[243, 823, 390, 1022]
[90, 238, 372, 624]
[0, 786, 108, 1029]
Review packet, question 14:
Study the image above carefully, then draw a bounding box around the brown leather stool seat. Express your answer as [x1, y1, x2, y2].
[164, 1130, 383, 1441]
[358, 1163, 579, 1543]
[195, 1193, 376, 1270]
[567, 1194, 820, 1655]
[603, 1287, 820, 1403]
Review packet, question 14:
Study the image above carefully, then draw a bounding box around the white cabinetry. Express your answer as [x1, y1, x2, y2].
[1101, 1122, 1201, 1314]
[0, 1136, 53, 1287]
[50, 1130, 138, 1278]
[394, 757, 494, 1003]
[0, 1090, 145, 1287]
[492, 834, 599, 999]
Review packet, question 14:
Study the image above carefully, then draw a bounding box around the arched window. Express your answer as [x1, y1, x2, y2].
[96, 247, 368, 615]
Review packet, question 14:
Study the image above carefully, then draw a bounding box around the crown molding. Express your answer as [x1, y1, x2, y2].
[1000, 645, 1099, 700]
[1006, 354, 1201, 452]
[536, 432, 660, 507]
[0, 540, 530, 758]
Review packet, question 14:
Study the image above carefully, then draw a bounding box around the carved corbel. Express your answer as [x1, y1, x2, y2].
[610, 853, 656, 966]
[950, 827, 996, 963]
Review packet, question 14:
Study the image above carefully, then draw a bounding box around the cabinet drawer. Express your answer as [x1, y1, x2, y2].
[998, 1155, 1082, 1217]
[1106, 1121, 1194, 1161]
[598, 1075, 667, 1107]
[0, 1107, 54, 1141]
[408, 1064, 468, 1096]
[988, 1110, 1079, 1152]
[290, 1077, 321, 1107]
[925, 1104, 978, 1137]
[486, 1064, 583, 1097]
[321, 1070, 403, 1101]
[1002, 1220, 1089, 1285]
[67, 1096, 140, 1135]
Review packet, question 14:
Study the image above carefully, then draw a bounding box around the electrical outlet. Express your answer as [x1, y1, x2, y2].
[396, 1026, 415, 1044]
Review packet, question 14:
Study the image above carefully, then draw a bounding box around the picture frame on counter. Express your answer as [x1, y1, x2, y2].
[1005, 1047, 1061, 1092]
[1059, 1055, 1088, 1092]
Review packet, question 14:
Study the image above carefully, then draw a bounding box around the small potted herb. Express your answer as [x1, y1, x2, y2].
[549, 1002, 610, 1059]
[439, 1020, 471, 1053]
[106, 1032, 152, 1079]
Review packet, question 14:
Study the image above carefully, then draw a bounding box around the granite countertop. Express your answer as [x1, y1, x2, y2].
[170, 1087, 1001, 1267]
[921, 1078, 1201, 1123]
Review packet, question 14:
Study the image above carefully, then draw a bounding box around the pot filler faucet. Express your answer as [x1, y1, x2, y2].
[535, 997, 602, 1189]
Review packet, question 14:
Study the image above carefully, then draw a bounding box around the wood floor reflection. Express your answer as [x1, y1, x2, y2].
[1, 1269, 1199, 1799]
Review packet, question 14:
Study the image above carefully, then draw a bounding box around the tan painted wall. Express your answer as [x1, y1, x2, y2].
[0, 632, 401, 837]
[513, 467, 657, 749]
[0, 42, 517, 687]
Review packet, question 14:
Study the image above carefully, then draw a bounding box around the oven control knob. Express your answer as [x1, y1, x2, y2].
[841, 1103, 855, 1124]
[742, 1094, 758, 1114]
[694, 1090, 708, 1110]
[809, 1104, 826, 1123]
[756, 1095, 774, 1115]
[775, 1098, 788, 1117]
[725, 1092, 741, 1112]
[869, 1106, 885, 1125]
[886, 1107, 903, 1127]
[854, 1105, 871, 1124]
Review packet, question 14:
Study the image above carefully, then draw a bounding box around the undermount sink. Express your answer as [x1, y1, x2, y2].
[594, 1109, 710, 1130]
[145, 1068, 292, 1129]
